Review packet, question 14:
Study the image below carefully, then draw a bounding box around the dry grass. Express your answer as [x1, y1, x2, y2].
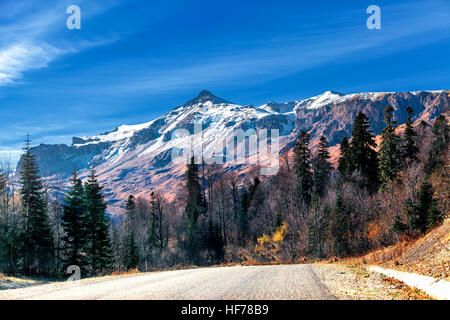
[342, 219, 450, 280]
[379, 275, 435, 300]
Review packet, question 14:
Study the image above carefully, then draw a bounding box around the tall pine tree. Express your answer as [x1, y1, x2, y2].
[337, 137, 352, 182]
[403, 106, 419, 163]
[121, 195, 139, 271]
[84, 168, 111, 275]
[61, 171, 87, 274]
[294, 131, 313, 206]
[348, 112, 379, 192]
[425, 114, 449, 175]
[184, 156, 206, 261]
[331, 194, 350, 257]
[312, 136, 333, 197]
[378, 105, 403, 188]
[19, 135, 54, 275]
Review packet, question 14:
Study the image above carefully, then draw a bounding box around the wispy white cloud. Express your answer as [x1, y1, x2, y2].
[0, 0, 122, 86]
[0, 42, 65, 85]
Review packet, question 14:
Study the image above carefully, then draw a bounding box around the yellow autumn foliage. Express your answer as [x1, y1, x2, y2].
[256, 221, 287, 250]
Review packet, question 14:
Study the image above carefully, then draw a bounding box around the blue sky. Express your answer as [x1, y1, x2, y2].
[1, 0, 449, 164]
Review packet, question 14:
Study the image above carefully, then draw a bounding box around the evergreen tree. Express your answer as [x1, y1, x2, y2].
[425, 114, 449, 175]
[125, 195, 136, 222]
[61, 172, 87, 274]
[123, 228, 139, 270]
[149, 191, 163, 250]
[294, 131, 313, 206]
[331, 194, 349, 257]
[204, 217, 224, 263]
[184, 157, 206, 261]
[238, 177, 260, 246]
[121, 195, 139, 271]
[19, 136, 54, 275]
[312, 136, 333, 197]
[405, 180, 443, 233]
[391, 214, 408, 234]
[84, 168, 111, 275]
[337, 137, 352, 182]
[378, 105, 403, 188]
[348, 112, 378, 192]
[403, 106, 419, 162]
[273, 212, 283, 231]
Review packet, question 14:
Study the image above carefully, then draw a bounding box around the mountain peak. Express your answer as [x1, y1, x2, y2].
[321, 90, 344, 96]
[184, 90, 231, 106]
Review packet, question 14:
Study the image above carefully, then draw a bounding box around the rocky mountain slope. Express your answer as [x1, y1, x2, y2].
[23, 90, 449, 214]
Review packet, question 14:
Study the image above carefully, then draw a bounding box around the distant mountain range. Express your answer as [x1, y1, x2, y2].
[23, 89, 449, 214]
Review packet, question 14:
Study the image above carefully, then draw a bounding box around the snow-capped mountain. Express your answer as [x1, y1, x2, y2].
[24, 89, 449, 214]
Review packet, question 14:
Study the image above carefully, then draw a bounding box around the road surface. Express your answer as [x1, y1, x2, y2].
[0, 264, 360, 300]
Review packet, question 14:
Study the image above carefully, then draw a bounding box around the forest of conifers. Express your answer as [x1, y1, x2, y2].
[0, 107, 448, 278]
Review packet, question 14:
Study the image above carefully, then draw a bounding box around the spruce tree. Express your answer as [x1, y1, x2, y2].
[19, 135, 54, 275]
[331, 194, 349, 257]
[294, 131, 313, 206]
[348, 112, 378, 192]
[149, 191, 163, 250]
[204, 217, 224, 262]
[238, 177, 260, 246]
[184, 157, 205, 261]
[84, 168, 111, 275]
[425, 114, 449, 175]
[403, 106, 419, 162]
[121, 195, 140, 271]
[337, 137, 352, 182]
[123, 229, 139, 270]
[61, 171, 87, 274]
[405, 180, 443, 233]
[312, 136, 333, 197]
[379, 105, 403, 188]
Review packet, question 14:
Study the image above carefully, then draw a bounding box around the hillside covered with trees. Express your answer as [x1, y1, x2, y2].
[0, 108, 448, 278]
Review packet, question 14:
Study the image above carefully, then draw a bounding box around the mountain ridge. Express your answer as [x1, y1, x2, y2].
[21, 89, 449, 214]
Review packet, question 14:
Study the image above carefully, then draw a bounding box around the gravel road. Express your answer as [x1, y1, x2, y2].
[0, 264, 395, 300]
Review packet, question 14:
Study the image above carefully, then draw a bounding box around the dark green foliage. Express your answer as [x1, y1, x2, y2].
[331, 195, 350, 257]
[294, 131, 313, 206]
[391, 214, 408, 234]
[149, 192, 164, 251]
[123, 229, 139, 270]
[184, 157, 206, 261]
[19, 136, 54, 276]
[0, 170, 20, 274]
[61, 172, 87, 273]
[238, 177, 260, 246]
[337, 137, 352, 181]
[273, 212, 283, 231]
[313, 136, 333, 197]
[403, 106, 419, 162]
[121, 195, 139, 270]
[348, 112, 379, 192]
[379, 105, 403, 188]
[405, 180, 443, 233]
[204, 218, 224, 262]
[84, 168, 111, 275]
[425, 114, 449, 175]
